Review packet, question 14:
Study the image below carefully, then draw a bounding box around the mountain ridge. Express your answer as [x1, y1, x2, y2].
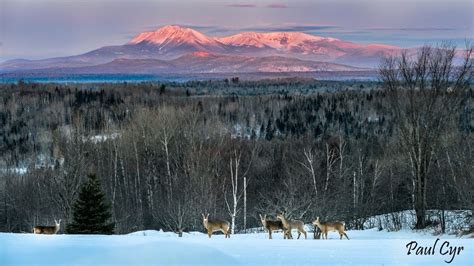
[0, 25, 403, 74]
[2, 53, 365, 75]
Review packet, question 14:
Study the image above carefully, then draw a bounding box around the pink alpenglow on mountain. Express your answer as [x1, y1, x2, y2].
[0, 25, 404, 74]
[129, 25, 217, 46]
[217, 31, 332, 49]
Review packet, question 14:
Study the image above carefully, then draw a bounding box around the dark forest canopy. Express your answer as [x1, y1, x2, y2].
[0, 78, 472, 234]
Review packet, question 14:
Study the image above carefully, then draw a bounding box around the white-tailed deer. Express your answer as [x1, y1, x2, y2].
[33, 219, 61, 234]
[202, 213, 230, 238]
[259, 214, 291, 239]
[276, 213, 307, 239]
[313, 224, 322, 239]
[312, 217, 349, 240]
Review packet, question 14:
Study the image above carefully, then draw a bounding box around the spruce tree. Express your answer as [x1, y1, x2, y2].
[66, 173, 115, 234]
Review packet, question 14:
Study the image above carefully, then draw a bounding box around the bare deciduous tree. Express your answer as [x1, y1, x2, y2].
[379, 44, 473, 228]
[224, 141, 256, 234]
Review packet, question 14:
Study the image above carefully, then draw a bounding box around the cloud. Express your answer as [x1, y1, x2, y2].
[226, 3, 288, 8]
[227, 4, 257, 8]
[239, 25, 339, 33]
[266, 3, 288, 8]
[369, 27, 458, 32]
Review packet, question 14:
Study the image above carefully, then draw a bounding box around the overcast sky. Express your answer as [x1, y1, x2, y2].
[1, 0, 473, 61]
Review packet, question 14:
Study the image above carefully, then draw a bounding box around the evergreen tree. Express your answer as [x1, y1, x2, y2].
[159, 84, 166, 95]
[66, 173, 115, 234]
[265, 117, 274, 140]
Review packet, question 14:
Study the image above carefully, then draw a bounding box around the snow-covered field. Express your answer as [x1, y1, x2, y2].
[0, 229, 472, 266]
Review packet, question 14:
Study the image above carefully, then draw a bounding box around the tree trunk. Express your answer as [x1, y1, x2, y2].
[353, 171, 356, 209]
[243, 176, 247, 233]
[231, 209, 236, 235]
[414, 171, 426, 229]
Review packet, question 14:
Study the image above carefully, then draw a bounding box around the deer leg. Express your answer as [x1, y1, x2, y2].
[297, 231, 301, 239]
[304, 230, 307, 239]
[208, 231, 212, 238]
[269, 230, 272, 239]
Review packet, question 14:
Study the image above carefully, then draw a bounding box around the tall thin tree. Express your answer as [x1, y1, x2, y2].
[379, 44, 472, 228]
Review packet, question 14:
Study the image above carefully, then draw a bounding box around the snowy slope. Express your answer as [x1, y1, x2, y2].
[0, 229, 472, 266]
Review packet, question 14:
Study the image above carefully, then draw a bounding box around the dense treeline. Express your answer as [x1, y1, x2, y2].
[0, 77, 472, 234]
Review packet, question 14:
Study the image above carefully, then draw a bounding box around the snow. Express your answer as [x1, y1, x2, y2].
[0, 166, 28, 175]
[1, 229, 472, 265]
[363, 210, 473, 233]
[129, 25, 353, 53]
[129, 25, 216, 46]
[84, 133, 121, 143]
[217, 31, 331, 50]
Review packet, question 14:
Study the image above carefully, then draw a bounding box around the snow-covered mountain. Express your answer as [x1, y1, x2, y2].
[128, 25, 230, 56]
[217, 31, 346, 60]
[0, 25, 403, 75]
[126, 25, 401, 65]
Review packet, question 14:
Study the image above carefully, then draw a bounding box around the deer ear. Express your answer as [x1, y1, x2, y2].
[201, 213, 205, 218]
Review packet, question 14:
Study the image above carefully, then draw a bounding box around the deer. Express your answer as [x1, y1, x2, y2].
[313, 224, 322, 239]
[33, 219, 61, 234]
[202, 213, 231, 238]
[259, 214, 291, 239]
[276, 213, 307, 239]
[312, 217, 349, 240]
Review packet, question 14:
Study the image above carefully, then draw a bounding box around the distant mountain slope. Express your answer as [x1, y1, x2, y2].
[0, 25, 403, 74]
[7, 53, 363, 75]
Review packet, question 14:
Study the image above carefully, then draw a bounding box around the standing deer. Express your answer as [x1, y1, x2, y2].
[33, 219, 61, 234]
[259, 214, 291, 239]
[276, 213, 307, 239]
[313, 224, 322, 239]
[312, 217, 349, 240]
[202, 213, 231, 238]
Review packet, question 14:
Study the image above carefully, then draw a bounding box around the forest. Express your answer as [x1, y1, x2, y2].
[0, 46, 472, 234]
